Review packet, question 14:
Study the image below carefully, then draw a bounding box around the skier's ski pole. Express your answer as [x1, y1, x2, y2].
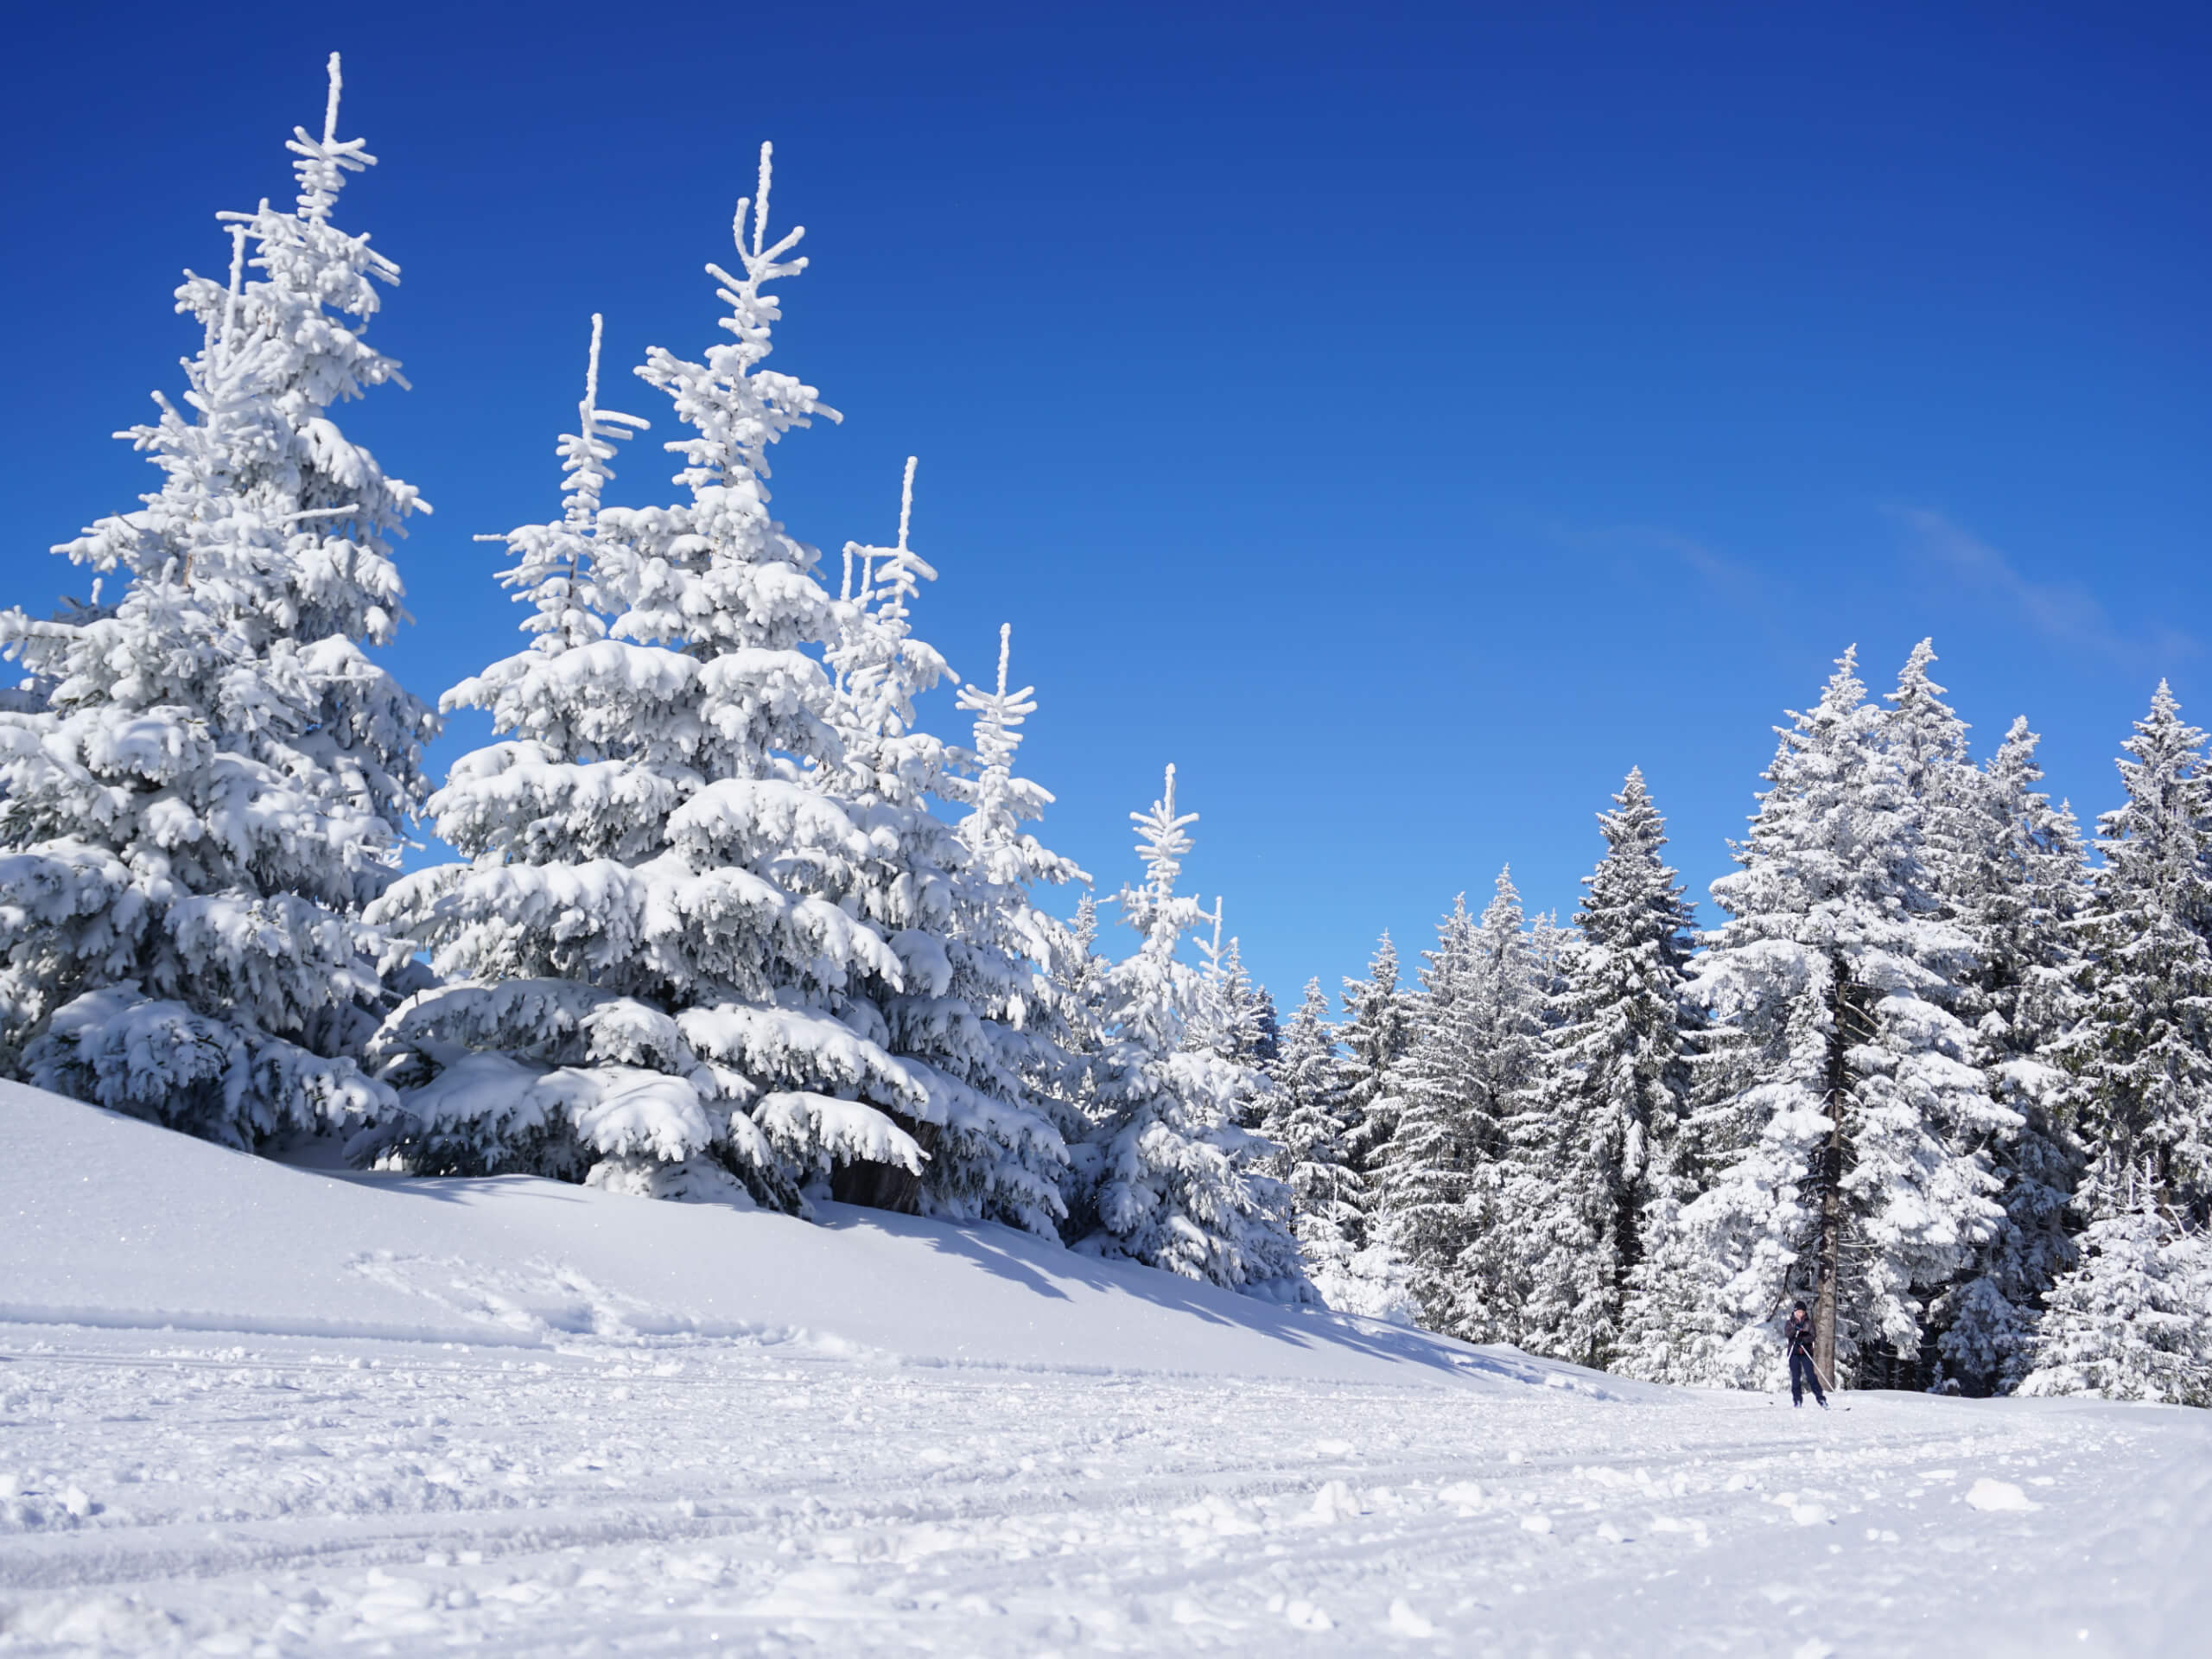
[1811, 1357, 1847, 1409]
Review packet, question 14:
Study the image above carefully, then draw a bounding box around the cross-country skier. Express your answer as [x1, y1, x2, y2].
[1783, 1304, 1828, 1408]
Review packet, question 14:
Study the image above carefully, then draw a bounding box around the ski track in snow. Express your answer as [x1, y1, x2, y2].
[4, 1092, 2210, 1656]
[3, 1326, 2209, 1656]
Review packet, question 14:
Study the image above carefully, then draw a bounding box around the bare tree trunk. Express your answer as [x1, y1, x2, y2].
[1815, 957, 1847, 1384]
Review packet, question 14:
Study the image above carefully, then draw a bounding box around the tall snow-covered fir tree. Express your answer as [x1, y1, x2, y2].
[1463, 869, 1549, 1150]
[1192, 913, 1274, 1129]
[0, 56, 436, 1146]
[921, 617, 1095, 1232]
[1266, 979, 1366, 1294]
[2024, 684, 2212, 1404]
[811, 473, 1079, 1230]
[1866, 642, 2089, 1391]
[1879, 640, 1980, 918]
[1377, 893, 1489, 1332]
[1442, 868, 1553, 1342]
[1194, 920, 1272, 1068]
[368, 146, 963, 1212]
[1934, 716, 2090, 1394]
[1653, 650, 2009, 1389]
[1514, 770, 1698, 1370]
[1338, 933, 1418, 1188]
[1069, 766, 1308, 1298]
[1047, 893, 1112, 1141]
[1249, 985, 1281, 1067]
[1526, 908, 1576, 1027]
[1265, 981, 1412, 1320]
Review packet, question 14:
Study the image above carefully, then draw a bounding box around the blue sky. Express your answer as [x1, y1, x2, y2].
[6, 1, 2209, 1009]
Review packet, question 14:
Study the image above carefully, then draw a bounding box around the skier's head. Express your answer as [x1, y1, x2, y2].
[1791, 1303, 1808, 1319]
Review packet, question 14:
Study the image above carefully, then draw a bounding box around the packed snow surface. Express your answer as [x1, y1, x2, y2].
[4, 1085, 2209, 1656]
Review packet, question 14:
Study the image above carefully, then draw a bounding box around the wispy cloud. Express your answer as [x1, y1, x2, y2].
[1539, 519, 1808, 651]
[1889, 506, 2195, 671]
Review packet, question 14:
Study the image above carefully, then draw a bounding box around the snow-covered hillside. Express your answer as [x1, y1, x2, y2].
[3, 1084, 2209, 1656]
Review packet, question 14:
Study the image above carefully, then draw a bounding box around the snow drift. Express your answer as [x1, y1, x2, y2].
[8, 1082, 2212, 1656]
[0, 1082, 1608, 1392]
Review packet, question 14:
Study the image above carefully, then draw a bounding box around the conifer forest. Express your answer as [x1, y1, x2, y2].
[8, 54, 2209, 1419]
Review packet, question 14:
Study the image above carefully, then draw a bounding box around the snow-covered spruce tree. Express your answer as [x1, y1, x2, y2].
[802, 467, 1081, 1228]
[1376, 893, 1487, 1332]
[1047, 893, 1112, 1139]
[1070, 766, 1307, 1297]
[1040, 890, 1116, 1228]
[914, 616, 1094, 1232]
[1195, 921, 1272, 1068]
[481, 315, 651, 656]
[1266, 982, 1357, 1250]
[1514, 769, 1698, 1371]
[1445, 868, 1554, 1342]
[1879, 640, 1980, 915]
[1249, 984, 1281, 1067]
[1866, 640, 2094, 1391]
[1466, 870, 1548, 1144]
[1660, 650, 2010, 1390]
[1526, 909, 1575, 1027]
[353, 315, 664, 1184]
[1338, 933, 1419, 1187]
[2024, 684, 2212, 1403]
[2021, 1199, 2212, 1406]
[368, 147, 955, 1211]
[1268, 977, 1413, 1320]
[0, 56, 435, 1145]
[1192, 912, 1274, 1128]
[1934, 717, 2090, 1394]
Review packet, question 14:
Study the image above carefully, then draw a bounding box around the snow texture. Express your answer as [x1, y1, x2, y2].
[4, 1083, 2209, 1656]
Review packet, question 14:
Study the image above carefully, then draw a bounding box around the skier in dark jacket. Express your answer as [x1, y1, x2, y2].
[1784, 1304, 1828, 1408]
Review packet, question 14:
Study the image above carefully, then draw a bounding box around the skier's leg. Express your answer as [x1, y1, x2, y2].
[1789, 1352, 1805, 1406]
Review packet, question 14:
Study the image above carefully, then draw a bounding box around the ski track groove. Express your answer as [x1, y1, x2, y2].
[0, 1324, 2202, 1656]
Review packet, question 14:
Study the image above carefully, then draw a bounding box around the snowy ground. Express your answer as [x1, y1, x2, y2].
[4, 1088, 2210, 1656]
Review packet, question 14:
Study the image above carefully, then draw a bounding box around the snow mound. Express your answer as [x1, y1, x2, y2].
[0, 1083, 1642, 1390]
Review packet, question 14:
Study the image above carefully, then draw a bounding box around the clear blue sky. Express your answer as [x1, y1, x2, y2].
[7, 1, 2208, 1010]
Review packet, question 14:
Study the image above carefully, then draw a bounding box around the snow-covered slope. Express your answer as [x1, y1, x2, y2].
[0, 1082, 1572, 1389]
[6, 1082, 2212, 1656]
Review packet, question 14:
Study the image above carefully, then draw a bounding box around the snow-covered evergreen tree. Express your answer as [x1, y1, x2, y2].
[1378, 894, 1488, 1332]
[1044, 893, 1112, 1178]
[486, 313, 650, 656]
[1249, 984, 1281, 1067]
[1196, 926, 1272, 1067]
[1444, 868, 1552, 1342]
[1934, 717, 2090, 1393]
[1193, 912, 1274, 1128]
[1654, 650, 2009, 1389]
[0, 56, 436, 1146]
[1266, 981, 1412, 1320]
[1338, 933, 1418, 1187]
[367, 146, 954, 1212]
[1526, 909, 1576, 1028]
[1879, 639, 1980, 918]
[1465, 869, 1548, 1147]
[1267, 981, 1363, 1279]
[2020, 1197, 2212, 1405]
[815, 476, 1078, 1230]
[922, 618, 1095, 1232]
[1515, 770, 1697, 1370]
[2024, 683, 2212, 1403]
[1071, 766, 1307, 1297]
